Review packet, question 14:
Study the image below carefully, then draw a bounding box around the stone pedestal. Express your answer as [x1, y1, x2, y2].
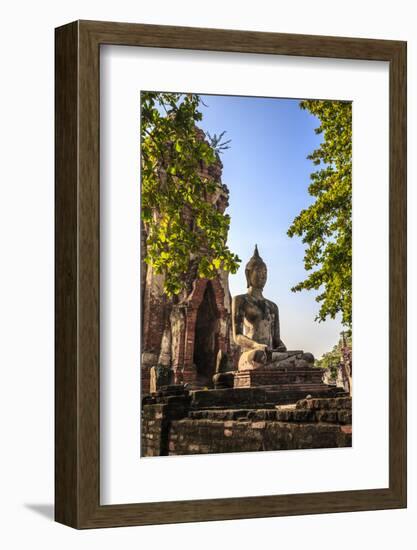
[233, 364, 325, 388]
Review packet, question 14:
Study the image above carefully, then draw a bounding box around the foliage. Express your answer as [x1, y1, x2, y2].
[141, 92, 241, 296]
[206, 130, 232, 154]
[288, 100, 352, 326]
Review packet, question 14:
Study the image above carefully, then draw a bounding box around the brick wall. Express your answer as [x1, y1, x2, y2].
[168, 418, 351, 455]
[141, 127, 234, 393]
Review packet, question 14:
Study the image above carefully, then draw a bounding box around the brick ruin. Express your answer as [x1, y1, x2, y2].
[141, 127, 352, 457]
[141, 269, 234, 392]
[142, 387, 351, 457]
[141, 128, 236, 394]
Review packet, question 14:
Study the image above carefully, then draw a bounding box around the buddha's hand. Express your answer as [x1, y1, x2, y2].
[254, 343, 268, 352]
[252, 348, 268, 365]
[252, 343, 270, 365]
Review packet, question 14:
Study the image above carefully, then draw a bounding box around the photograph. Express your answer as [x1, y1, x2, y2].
[0, 0, 409, 540]
[53, 21, 406, 527]
[140, 91, 353, 456]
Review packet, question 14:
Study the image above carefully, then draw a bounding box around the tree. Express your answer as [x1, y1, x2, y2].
[287, 100, 352, 326]
[141, 92, 240, 296]
[315, 344, 341, 379]
[315, 331, 352, 382]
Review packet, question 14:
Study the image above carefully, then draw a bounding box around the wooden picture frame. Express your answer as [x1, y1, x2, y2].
[55, 20, 407, 528]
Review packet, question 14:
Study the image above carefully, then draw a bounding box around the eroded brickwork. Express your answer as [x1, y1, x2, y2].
[168, 419, 351, 455]
[141, 127, 236, 393]
[141, 389, 352, 457]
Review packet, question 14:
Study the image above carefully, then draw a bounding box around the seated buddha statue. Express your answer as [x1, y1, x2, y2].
[232, 245, 314, 371]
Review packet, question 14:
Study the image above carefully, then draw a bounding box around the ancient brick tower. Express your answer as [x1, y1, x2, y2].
[141, 128, 235, 394]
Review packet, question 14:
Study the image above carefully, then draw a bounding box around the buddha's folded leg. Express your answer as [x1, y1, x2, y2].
[270, 351, 292, 362]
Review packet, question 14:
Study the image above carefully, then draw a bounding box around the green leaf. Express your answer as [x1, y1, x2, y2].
[288, 100, 352, 327]
[140, 91, 240, 296]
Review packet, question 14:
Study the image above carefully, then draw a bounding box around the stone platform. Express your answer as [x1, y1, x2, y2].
[190, 385, 345, 409]
[233, 364, 326, 388]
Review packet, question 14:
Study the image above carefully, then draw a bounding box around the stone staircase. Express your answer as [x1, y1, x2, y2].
[190, 384, 347, 410]
[141, 385, 352, 456]
[188, 395, 352, 426]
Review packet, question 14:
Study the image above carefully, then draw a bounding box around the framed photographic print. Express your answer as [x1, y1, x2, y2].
[55, 20, 406, 528]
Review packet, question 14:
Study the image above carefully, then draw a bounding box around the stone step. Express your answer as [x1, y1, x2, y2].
[190, 385, 346, 409]
[266, 383, 337, 391]
[188, 406, 352, 425]
[233, 369, 326, 388]
[295, 396, 352, 410]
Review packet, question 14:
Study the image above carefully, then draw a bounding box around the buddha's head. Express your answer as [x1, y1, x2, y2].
[245, 245, 267, 289]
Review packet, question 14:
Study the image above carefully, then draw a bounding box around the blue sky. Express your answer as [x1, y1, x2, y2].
[196, 94, 343, 359]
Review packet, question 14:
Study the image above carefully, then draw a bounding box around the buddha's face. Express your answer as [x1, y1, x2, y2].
[249, 265, 267, 289]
